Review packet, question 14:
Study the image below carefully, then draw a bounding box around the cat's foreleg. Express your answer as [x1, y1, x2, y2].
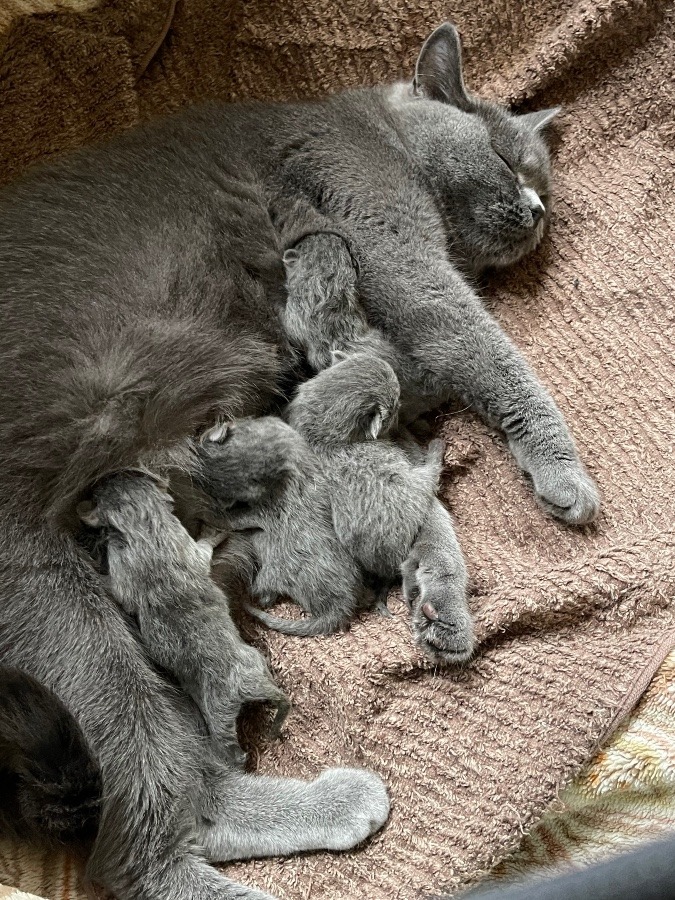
[196, 766, 390, 861]
[406, 269, 600, 524]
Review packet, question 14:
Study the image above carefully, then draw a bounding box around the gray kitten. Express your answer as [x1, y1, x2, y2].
[287, 351, 474, 663]
[79, 471, 290, 766]
[279, 199, 396, 373]
[196, 417, 366, 636]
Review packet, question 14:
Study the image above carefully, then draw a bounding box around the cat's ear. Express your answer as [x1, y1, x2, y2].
[413, 23, 472, 110]
[77, 500, 101, 528]
[329, 349, 348, 366]
[518, 107, 561, 133]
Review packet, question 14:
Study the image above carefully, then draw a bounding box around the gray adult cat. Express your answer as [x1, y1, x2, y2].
[196, 416, 367, 635]
[261, 24, 599, 525]
[0, 107, 388, 900]
[284, 351, 474, 663]
[78, 471, 290, 768]
[0, 20, 595, 900]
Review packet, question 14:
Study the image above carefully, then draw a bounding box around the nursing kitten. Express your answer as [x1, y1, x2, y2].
[286, 352, 473, 663]
[196, 417, 366, 635]
[79, 472, 290, 766]
[278, 199, 395, 373]
[0, 666, 101, 844]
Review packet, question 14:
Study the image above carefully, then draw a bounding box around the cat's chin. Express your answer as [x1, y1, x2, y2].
[474, 220, 548, 271]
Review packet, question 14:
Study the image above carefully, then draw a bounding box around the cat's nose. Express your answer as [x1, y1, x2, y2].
[524, 187, 546, 226]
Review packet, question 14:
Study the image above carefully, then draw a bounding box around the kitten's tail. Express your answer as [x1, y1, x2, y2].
[15, 320, 280, 521]
[0, 666, 102, 844]
[245, 603, 348, 637]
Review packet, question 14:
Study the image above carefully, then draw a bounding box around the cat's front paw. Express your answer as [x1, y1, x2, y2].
[531, 461, 600, 525]
[311, 768, 390, 850]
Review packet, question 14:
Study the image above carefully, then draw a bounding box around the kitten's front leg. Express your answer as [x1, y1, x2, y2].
[402, 500, 473, 664]
[402, 266, 600, 525]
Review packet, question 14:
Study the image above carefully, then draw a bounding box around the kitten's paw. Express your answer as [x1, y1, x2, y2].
[411, 598, 475, 665]
[403, 562, 474, 665]
[311, 768, 390, 850]
[532, 462, 600, 525]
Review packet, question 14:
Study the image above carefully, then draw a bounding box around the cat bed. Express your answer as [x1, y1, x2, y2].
[0, 1, 673, 898]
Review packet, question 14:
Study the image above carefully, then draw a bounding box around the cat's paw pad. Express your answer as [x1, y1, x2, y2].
[533, 463, 600, 525]
[311, 768, 390, 850]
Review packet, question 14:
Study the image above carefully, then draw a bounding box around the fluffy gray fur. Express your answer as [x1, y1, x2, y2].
[259, 24, 599, 523]
[0, 86, 391, 900]
[195, 417, 366, 636]
[279, 200, 396, 373]
[0, 20, 596, 898]
[79, 471, 290, 767]
[287, 352, 473, 663]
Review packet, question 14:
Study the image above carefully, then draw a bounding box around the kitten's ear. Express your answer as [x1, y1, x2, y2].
[77, 500, 101, 528]
[368, 406, 385, 440]
[282, 248, 299, 270]
[518, 107, 561, 133]
[329, 349, 349, 366]
[413, 23, 472, 110]
[203, 422, 232, 443]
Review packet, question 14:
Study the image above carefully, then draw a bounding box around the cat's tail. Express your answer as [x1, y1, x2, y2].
[13, 319, 281, 521]
[245, 603, 348, 637]
[0, 666, 102, 844]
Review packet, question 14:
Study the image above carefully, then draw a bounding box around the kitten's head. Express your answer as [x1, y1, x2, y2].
[196, 416, 305, 510]
[287, 351, 400, 446]
[389, 23, 558, 271]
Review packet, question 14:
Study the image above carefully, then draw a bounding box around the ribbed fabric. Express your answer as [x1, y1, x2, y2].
[0, 1, 673, 899]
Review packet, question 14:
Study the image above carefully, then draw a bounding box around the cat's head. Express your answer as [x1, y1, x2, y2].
[388, 23, 558, 271]
[287, 351, 400, 446]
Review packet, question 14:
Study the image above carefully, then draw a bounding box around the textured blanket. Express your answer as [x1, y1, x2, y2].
[0, 1, 673, 898]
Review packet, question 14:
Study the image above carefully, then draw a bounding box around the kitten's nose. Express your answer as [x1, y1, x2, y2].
[524, 187, 546, 226]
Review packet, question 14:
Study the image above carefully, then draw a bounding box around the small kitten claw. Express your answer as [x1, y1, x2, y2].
[374, 597, 393, 618]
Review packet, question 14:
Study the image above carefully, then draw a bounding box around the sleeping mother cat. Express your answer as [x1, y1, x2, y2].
[0, 22, 598, 900]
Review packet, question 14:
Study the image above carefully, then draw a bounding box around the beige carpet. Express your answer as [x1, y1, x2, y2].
[0, 1, 673, 898]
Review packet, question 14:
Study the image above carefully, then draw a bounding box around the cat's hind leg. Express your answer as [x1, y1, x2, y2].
[197, 766, 390, 862]
[0, 512, 275, 900]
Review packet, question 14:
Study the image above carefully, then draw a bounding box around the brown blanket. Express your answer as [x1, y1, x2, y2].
[0, 1, 673, 898]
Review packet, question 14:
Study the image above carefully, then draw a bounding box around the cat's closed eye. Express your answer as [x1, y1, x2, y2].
[493, 149, 516, 175]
